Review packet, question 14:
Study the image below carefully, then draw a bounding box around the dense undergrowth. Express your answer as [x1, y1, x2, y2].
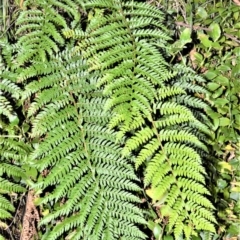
[154, 1, 240, 238]
[0, 0, 239, 239]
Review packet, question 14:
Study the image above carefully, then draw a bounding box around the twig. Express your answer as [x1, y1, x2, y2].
[224, 33, 240, 44]
[0, 135, 21, 138]
[5, 193, 25, 240]
[176, 21, 210, 31]
[6, 228, 14, 240]
[20, 0, 24, 8]
[6, 194, 26, 230]
[176, 21, 240, 44]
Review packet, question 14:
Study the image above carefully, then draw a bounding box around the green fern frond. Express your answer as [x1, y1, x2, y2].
[0, 137, 26, 234]
[21, 45, 146, 239]
[199, 231, 216, 240]
[173, 95, 209, 109]
[154, 114, 193, 128]
[0, 79, 20, 99]
[0, 96, 13, 119]
[50, 0, 81, 28]
[76, 1, 216, 238]
[157, 102, 193, 116]
[174, 64, 206, 83]
[0, 50, 29, 237]
[13, 0, 82, 66]
[174, 81, 210, 94]
[158, 86, 186, 100]
[0, 178, 25, 193]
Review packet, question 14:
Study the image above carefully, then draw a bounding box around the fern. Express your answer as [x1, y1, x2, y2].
[0, 43, 27, 238]
[1, 0, 218, 239]
[70, 0, 217, 238]
[20, 46, 146, 239]
[12, 1, 67, 68]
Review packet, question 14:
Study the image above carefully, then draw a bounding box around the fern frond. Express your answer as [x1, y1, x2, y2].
[13, 0, 83, 67]
[0, 49, 29, 238]
[0, 79, 20, 99]
[174, 64, 206, 83]
[23, 47, 146, 239]
[173, 95, 209, 109]
[3, 1, 217, 239]
[0, 96, 13, 119]
[174, 81, 210, 94]
[158, 86, 186, 100]
[77, 1, 216, 238]
[0, 138, 26, 233]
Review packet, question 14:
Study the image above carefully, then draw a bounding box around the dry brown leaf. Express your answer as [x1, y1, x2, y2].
[189, 48, 198, 69]
[20, 190, 40, 240]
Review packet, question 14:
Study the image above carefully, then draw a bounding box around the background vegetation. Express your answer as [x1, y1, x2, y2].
[0, 0, 239, 239]
[154, 1, 240, 238]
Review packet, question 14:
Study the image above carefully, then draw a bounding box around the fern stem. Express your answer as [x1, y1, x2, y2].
[69, 91, 95, 177]
[0, 135, 21, 138]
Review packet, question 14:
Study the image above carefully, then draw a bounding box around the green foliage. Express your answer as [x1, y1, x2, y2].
[10, 1, 147, 239]
[0, 39, 28, 238]
[0, 0, 226, 239]
[28, 51, 145, 240]
[156, 0, 240, 239]
[68, 1, 216, 238]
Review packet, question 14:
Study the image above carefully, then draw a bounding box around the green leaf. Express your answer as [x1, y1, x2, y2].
[196, 7, 208, 19]
[194, 52, 203, 63]
[217, 106, 228, 115]
[164, 236, 174, 240]
[234, 200, 240, 212]
[219, 117, 230, 126]
[233, 47, 240, 56]
[227, 224, 240, 235]
[207, 82, 220, 91]
[204, 70, 217, 80]
[206, 110, 220, 120]
[212, 87, 223, 98]
[226, 40, 239, 47]
[9, 115, 19, 126]
[180, 28, 192, 44]
[214, 75, 229, 86]
[232, 64, 240, 77]
[153, 224, 162, 239]
[22, 123, 30, 133]
[147, 220, 155, 231]
[217, 65, 231, 72]
[214, 98, 229, 106]
[209, 23, 221, 42]
[198, 33, 212, 48]
[229, 158, 240, 167]
[233, 10, 239, 20]
[217, 179, 228, 189]
[234, 22, 240, 29]
[212, 118, 219, 130]
[230, 192, 240, 201]
[212, 42, 221, 50]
